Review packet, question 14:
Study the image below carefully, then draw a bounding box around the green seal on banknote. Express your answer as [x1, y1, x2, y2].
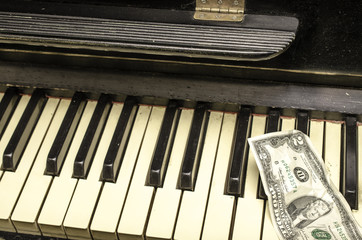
[311, 229, 332, 239]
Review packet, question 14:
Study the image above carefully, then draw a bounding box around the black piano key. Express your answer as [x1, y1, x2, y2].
[296, 111, 309, 135]
[147, 100, 180, 187]
[0, 88, 20, 139]
[45, 92, 86, 176]
[179, 102, 209, 191]
[73, 94, 112, 179]
[257, 109, 281, 200]
[3, 89, 46, 171]
[225, 107, 252, 196]
[343, 116, 358, 210]
[101, 96, 138, 182]
[266, 109, 281, 133]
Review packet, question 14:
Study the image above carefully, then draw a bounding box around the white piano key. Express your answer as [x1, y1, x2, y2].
[91, 105, 151, 240]
[117, 106, 165, 240]
[0, 95, 30, 180]
[261, 203, 280, 240]
[0, 98, 59, 232]
[202, 112, 237, 240]
[309, 120, 324, 157]
[281, 117, 295, 131]
[261, 117, 295, 240]
[173, 111, 223, 240]
[232, 116, 266, 240]
[38, 100, 99, 238]
[352, 124, 362, 223]
[10, 99, 71, 235]
[63, 103, 130, 240]
[146, 109, 193, 240]
[324, 121, 342, 189]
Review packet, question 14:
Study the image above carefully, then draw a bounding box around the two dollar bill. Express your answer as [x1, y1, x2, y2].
[248, 130, 362, 240]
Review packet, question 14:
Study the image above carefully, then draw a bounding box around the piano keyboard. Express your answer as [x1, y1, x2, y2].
[0, 88, 360, 240]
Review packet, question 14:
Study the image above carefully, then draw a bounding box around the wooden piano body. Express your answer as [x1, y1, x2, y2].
[0, 0, 361, 239]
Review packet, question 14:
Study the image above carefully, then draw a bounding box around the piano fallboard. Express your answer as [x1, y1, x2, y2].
[0, 0, 360, 88]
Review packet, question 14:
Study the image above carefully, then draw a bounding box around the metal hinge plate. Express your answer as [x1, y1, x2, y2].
[194, 0, 245, 22]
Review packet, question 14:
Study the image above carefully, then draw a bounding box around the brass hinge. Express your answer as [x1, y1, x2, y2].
[194, 0, 245, 22]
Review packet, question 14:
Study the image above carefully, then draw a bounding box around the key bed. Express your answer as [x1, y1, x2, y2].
[0, 87, 360, 240]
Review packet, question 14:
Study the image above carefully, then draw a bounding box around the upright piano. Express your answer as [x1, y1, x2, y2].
[0, 0, 361, 239]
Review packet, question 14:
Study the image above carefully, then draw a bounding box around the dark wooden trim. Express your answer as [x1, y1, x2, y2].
[0, 61, 361, 119]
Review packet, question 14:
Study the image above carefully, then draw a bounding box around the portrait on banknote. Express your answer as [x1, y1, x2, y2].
[287, 196, 332, 229]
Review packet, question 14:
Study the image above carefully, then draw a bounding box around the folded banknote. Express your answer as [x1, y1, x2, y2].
[248, 130, 362, 240]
